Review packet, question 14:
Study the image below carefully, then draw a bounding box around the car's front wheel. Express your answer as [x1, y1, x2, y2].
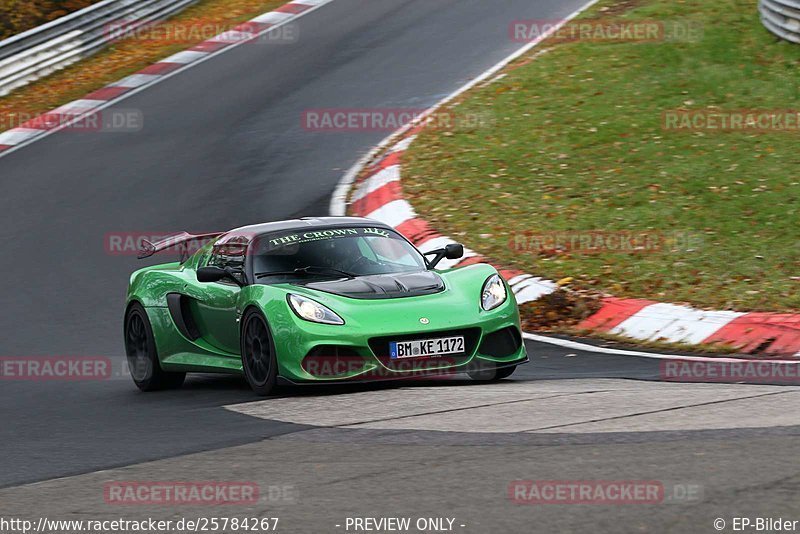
[124, 302, 186, 391]
[468, 365, 517, 382]
[240, 309, 278, 396]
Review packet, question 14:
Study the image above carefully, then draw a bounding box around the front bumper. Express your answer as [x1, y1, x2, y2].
[274, 316, 527, 383]
[257, 264, 527, 383]
[277, 354, 529, 386]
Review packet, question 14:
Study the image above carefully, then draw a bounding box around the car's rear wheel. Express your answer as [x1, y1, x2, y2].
[468, 365, 517, 382]
[124, 302, 185, 391]
[241, 309, 278, 396]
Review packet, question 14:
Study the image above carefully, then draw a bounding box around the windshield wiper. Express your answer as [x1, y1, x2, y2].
[297, 265, 356, 278]
[255, 266, 356, 280]
[254, 270, 302, 279]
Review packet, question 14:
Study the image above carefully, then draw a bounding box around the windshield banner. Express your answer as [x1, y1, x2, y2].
[266, 227, 393, 250]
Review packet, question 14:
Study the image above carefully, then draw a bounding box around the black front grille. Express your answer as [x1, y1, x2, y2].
[369, 328, 481, 370]
[302, 345, 366, 377]
[478, 326, 522, 358]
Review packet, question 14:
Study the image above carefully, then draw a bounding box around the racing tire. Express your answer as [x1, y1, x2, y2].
[468, 365, 517, 382]
[124, 302, 186, 391]
[240, 309, 278, 396]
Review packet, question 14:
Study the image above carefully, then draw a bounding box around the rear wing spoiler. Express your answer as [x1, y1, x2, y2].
[137, 232, 224, 261]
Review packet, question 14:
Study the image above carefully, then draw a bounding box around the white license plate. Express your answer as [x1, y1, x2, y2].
[389, 336, 465, 359]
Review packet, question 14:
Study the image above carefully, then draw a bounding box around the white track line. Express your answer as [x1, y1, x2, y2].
[523, 333, 800, 364]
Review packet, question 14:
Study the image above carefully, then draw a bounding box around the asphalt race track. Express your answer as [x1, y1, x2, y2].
[0, 340, 662, 488]
[1, 0, 799, 531]
[2, 348, 800, 532]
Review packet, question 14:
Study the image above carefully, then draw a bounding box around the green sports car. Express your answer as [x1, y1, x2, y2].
[124, 217, 527, 395]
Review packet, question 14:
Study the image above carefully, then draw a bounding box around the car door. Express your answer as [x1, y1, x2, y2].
[186, 244, 245, 355]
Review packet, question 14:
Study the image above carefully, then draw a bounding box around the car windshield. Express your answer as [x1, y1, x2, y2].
[251, 226, 427, 283]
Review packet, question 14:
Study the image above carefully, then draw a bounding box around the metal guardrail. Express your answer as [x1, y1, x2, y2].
[0, 0, 198, 97]
[759, 0, 800, 44]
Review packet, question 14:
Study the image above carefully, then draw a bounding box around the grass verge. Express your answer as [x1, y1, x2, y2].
[403, 0, 800, 313]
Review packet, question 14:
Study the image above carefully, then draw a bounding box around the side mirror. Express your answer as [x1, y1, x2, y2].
[197, 266, 246, 286]
[444, 243, 464, 260]
[425, 243, 464, 269]
[197, 266, 227, 283]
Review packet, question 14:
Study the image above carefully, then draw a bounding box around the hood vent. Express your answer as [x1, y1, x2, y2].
[302, 271, 444, 299]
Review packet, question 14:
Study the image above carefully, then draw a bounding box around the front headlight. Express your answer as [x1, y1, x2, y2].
[287, 294, 345, 325]
[481, 274, 507, 311]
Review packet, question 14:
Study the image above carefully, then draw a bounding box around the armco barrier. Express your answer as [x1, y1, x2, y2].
[759, 0, 800, 44]
[0, 0, 198, 96]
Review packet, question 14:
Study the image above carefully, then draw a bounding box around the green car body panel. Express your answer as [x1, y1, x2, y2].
[125, 218, 527, 384]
